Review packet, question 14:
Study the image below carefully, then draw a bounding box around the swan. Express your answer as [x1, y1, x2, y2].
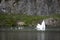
[36, 20, 45, 31]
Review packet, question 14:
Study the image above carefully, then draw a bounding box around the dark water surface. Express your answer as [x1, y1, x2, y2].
[0, 31, 60, 40]
[0, 27, 60, 40]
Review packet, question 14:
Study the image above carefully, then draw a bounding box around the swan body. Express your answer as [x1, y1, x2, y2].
[36, 20, 45, 31]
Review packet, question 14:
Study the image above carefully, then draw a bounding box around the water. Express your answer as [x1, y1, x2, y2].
[0, 27, 60, 40]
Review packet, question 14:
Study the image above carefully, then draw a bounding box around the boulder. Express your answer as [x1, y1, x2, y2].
[44, 18, 60, 26]
[16, 21, 25, 26]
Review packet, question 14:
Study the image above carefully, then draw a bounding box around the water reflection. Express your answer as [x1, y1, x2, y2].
[37, 32, 45, 40]
[0, 27, 60, 40]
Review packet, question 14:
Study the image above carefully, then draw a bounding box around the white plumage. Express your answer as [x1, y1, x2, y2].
[36, 20, 45, 31]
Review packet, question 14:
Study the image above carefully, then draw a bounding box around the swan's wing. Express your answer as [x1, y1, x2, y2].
[41, 20, 45, 25]
[41, 20, 45, 29]
[41, 20, 45, 27]
[36, 24, 41, 28]
[36, 21, 46, 30]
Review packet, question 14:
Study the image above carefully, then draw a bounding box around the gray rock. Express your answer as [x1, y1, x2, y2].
[16, 21, 26, 26]
[44, 18, 60, 26]
[0, 0, 60, 15]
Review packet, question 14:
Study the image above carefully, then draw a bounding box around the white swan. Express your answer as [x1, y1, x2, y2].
[36, 20, 45, 31]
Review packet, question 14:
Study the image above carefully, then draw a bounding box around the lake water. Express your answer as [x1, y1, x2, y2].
[0, 27, 60, 40]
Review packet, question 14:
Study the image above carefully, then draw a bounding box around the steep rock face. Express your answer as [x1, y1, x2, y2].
[0, 0, 60, 15]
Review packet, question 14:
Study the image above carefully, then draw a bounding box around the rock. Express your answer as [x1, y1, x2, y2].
[44, 18, 60, 26]
[0, 0, 60, 15]
[16, 21, 25, 26]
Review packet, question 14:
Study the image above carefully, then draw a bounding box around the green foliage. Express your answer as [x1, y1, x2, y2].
[0, 13, 60, 27]
[0, 13, 16, 27]
[50, 14, 60, 19]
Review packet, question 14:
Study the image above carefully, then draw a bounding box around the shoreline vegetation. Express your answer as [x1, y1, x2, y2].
[0, 13, 60, 27]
